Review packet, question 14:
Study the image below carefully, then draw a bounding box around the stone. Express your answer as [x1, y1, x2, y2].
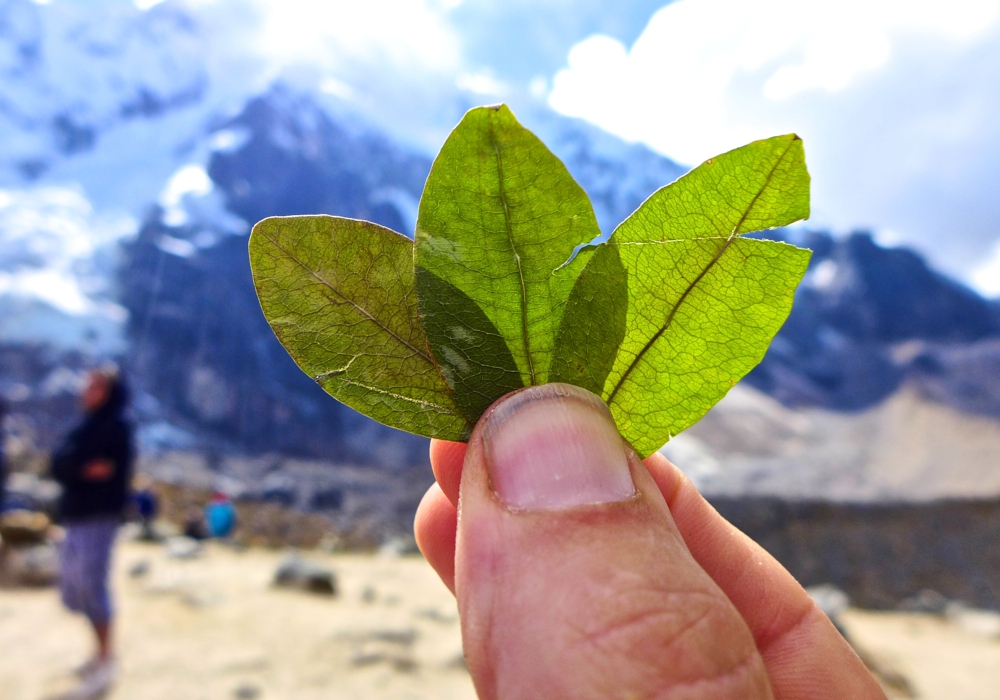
[0, 542, 58, 587]
[233, 682, 261, 699]
[898, 589, 950, 614]
[945, 602, 1000, 639]
[128, 559, 151, 579]
[0, 510, 51, 546]
[165, 536, 203, 559]
[378, 535, 417, 558]
[273, 554, 337, 595]
[3, 474, 61, 515]
[806, 583, 850, 620]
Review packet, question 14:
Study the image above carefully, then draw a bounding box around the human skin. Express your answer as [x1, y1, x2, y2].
[81, 371, 110, 413]
[414, 383, 886, 700]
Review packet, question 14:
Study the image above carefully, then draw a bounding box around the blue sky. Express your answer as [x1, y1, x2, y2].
[164, 0, 1000, 292]
[545, 0, 1000, 294]
[17, 0, 1000, 295]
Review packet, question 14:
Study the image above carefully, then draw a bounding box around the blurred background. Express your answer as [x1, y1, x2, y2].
[0, 0, 999, 698]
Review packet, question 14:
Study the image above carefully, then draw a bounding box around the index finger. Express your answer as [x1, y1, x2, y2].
[643, 452, 884, 699]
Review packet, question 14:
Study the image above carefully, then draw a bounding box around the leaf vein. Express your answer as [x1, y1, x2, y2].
[489, 112, 536, 385]
[606, 138, 798, 407]
[260, 229, 435, 366]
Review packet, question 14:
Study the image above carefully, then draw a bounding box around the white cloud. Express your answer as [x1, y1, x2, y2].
[551, 0, 1000, 161]
[246, 0, 459, 75]
[456, 71, 508, 96]
[971, 242, 1000, 297]
[0, 0, 465, 202]
[0, 186, 135, 316]
[319, 77, 356, 100]
[183, 0, 466, 150]
[549, 0, 1000, 279]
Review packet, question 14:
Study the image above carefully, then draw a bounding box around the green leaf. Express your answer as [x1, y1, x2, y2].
[249, 113, 813, 457]
[415, 104, 602, 400]
[550, 244, 628, 396]
[600, 135, 812, 456]
[415, 266, 524, 421]
[249, 215, 473, 442]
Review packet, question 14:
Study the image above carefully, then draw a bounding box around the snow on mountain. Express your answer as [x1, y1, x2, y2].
[4, 0, 1000, 484]
[109, 85, 690, 464]
[523, 108, 686, 235]
[0, 2, 464, 353]
[0, 185, 132, 350]
[0, 0, 689, 359]
[0, 0, 216, 202]
[0, 0, 238, 356]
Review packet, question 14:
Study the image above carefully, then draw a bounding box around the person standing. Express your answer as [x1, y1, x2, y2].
[51, 366, 134, 698]
[205, 491, 237, 539]
[0, 398, 7, 513]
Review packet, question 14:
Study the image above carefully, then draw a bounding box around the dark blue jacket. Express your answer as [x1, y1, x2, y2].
[0, 399, 6, 510]
[52, 383, 134, 522]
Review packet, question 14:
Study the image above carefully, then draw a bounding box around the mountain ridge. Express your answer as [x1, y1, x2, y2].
[0, 0, 998, 478]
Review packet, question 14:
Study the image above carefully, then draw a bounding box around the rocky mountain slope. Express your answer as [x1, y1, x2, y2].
[113, 84, 1000, 474]
[2, 0, 999, 494]
[751, 230, 1000, 415]
[110, 87, 690, 466]
[670, 384, 1000, 502]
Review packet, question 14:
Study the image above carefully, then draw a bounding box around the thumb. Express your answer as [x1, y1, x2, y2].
[456, 384, 772, 700]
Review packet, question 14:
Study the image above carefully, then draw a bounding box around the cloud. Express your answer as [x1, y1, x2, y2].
[972, 242, 1000, 298]
[244, 0, 460, 75]
[0, 186, 135, 316]
[0, 0, 468, 208]
[548, 0, 1000, 279]
[180, 0, 467, 150]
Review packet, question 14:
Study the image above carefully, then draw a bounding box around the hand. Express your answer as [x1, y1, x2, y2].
[81, 458, 114, 481]
[414, 383, 885, 700]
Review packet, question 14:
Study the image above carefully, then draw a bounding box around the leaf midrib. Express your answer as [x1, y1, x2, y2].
[489, 112, 536, 385]
[261, 229, 435, 366]
[606, 139, 798, 408]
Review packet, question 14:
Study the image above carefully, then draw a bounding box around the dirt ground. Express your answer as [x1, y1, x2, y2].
[842, 609, 1000, 700]
[0, 541, 998, 700]
[0, 541, 474, 700]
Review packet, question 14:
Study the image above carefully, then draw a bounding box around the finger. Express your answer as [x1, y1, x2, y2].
[414, 482, 458, 594]
[643, 452, 885, 699]
[455, 383, 772, 700]
[429, 439, 466, 506]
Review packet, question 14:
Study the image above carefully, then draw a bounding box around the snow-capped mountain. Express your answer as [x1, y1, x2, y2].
[0, 0, 252, 358]
[3, 0, 1000, 478]
[0, 0, 683, 363]
[0, 0, 691, 463]
[112, 85, 692, 465]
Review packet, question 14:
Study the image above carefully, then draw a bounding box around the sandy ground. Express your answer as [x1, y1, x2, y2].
[842, 609, 1000, 700]
[0, 541, 474, 700]
[1, 540, 998, 700]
